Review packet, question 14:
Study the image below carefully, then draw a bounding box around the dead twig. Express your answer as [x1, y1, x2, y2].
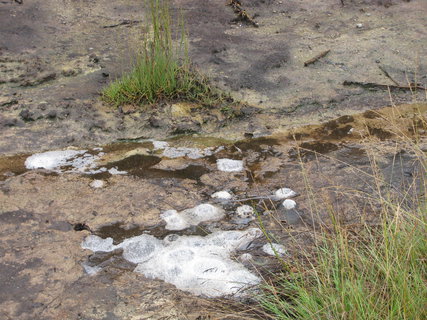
[227, 0, 259, 28]
[102, 19, 142, 29]
[343, 80, 425, 91]
[303, 50, 331, 67]
[378, 65, 400, 86]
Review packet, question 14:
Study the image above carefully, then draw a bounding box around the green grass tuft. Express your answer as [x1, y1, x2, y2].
[102, 0, 231, 108]
[260, 157, 427, 320]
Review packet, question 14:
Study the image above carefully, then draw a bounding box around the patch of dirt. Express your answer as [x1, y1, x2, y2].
[0, 104, 425, 319]
[0, 0, 426, 155]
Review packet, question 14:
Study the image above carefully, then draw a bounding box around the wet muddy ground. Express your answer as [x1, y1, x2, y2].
[1, 0, 426, 318]
[1, 103, 426, 319]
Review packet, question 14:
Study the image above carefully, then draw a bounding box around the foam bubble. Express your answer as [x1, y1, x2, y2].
[25, 150, 86, 170]
[81, 228, 263, 297]
[162, 147, 215, 159]
[262, 243, 287, 257]
[81, 235, 115, 252]
[118, 235, 162, 264]
[90, 180, 104, 188]
[152, 141, 169, 150]
[25, 149, 110, 175]
[161, 204, 225, 231]
[211, 191, 233, 200]
[236, 205, 255, 219]
[274, 188, 297, 200]
[82, 263, 102, 276]
[217, 159, 244, 172]
[108, 167, 127, 175]
[282, 199, 296, 210]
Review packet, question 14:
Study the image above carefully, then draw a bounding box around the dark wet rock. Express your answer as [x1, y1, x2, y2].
[120, 105, 137, 115]
[172, 119, 201, 134]
[289, 141, 339, 161]
[49, 220, 73, 232]
[58, 110, 70, 119]
[148, 115, 168, 128]
[61, 68, 82, 77]
[19, 109, 35, 121]
[46, 110, 57, 119]
[0, 116, 20, 127]
[363, 110, 381, 119]
[88, 119, 107, 131]
[0, 98, 18, 107]
[337, 115, 354, 124]
[253, 157, 282, 180]
[0, 210, 34, 223]
[89, 53, 100, 63]
[20, 71, 57, 87]
[368, 126, 393, 140]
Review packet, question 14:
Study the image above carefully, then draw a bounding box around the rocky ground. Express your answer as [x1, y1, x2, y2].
[0, 0, 426, 319]
[1, 102, 426, 319]
[0, 0, 426, 155]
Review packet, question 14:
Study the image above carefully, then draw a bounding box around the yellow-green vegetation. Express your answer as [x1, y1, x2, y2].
[260, 125, 427, 319]
[261, 211, 426, 319]
[102, 0, 231, 108]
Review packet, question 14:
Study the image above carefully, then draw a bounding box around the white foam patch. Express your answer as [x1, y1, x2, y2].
[211, 191, 233, 200]
[25, 148, 127, 175]
[161, 204, 225, 231]
[90, 180, 104, 189]
[81, 228, 262, 297]
[25, 150, 87, 170]
[81, 235, 115, 252]
[162, 146, 219, 159]
[282, 199, 296, 210]
[236, 205, 255, 219]
[82, 263, 102, 276]
[152, 141, 169, 150]
[274, 188, 297, 200]
[217, 159, 244, 172]
[108, 167, 127, 175]
[239, 253, 253, 262]
[262, 243, 287, 257]
[24, 149, 124, 175]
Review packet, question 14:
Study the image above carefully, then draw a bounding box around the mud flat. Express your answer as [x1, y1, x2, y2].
[1, 103, 425, 319]
[0, 0, 426, 319]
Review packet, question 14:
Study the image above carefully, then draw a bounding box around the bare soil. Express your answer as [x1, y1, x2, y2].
[0, 0, 426, 155]
[0, 0, 426, 319]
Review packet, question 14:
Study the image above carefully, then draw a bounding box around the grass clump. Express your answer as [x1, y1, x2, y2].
[261, 211, 426, 320]
[102, 0, 230, 108]
[259, 120, 427, 320]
